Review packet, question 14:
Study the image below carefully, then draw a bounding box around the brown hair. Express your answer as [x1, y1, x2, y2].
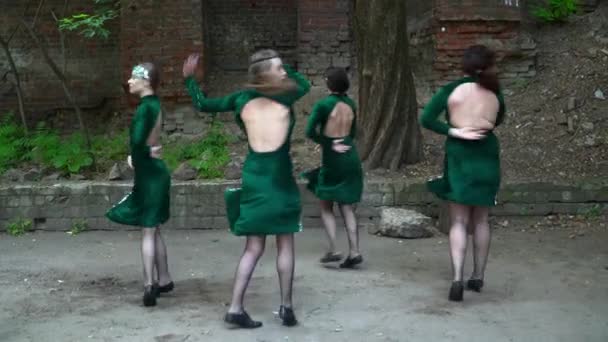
[325, 67, 349, 94]
[246, 49, 296, 95]
[462, 45, 500, 93]
[140, 62, 161, 91]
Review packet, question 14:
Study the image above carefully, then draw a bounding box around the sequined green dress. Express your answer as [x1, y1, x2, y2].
[302, 94, 363, 204]
[106, 95, 171, 227]
[420, 77, 506, 207]
[185, 65, 310, 235]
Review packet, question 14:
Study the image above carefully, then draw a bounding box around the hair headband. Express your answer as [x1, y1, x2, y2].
[131, 65, 150, 80]
[250, 55, 279, 65]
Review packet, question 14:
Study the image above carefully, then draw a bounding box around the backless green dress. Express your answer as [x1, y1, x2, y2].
[302, 94, 363, 204]
[184, 65, 310, 235]
[106, 95, 171, 227]
[420, 77, 505, 207]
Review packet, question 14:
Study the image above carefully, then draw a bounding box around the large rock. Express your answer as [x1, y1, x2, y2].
[70, 174, 87, 181]
[108, 164, 122, 180]
[2, 168, 24, 182]
[108, 163, 134, 181]
[224, 161, 242, 180]
[23, 168, 42, 181]
[42, 172, 62, 182]
[369, 208, 437, 239]
[172, 162, 197, 180]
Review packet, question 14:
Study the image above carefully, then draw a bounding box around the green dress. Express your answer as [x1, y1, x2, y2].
[420, 77, 506, 207]
[302, 94, 363, 204]
[184, 65, 311, 236]
[106, 95, 171, 227]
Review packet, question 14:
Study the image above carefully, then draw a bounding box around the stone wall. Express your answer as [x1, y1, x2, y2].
[1, 180, 606, 231]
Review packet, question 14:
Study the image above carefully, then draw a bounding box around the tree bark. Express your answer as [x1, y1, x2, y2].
[353, 0, 422, 170]
[21, 19, 92, 153]
[0, 35, 28, 134]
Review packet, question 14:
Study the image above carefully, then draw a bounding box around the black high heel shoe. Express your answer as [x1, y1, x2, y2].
[320, 252, 343, 263]
[339, 255, 363, 269]
[158, 281, 174, 293]
[279, 306, 298, 327]
[224, 311, 263, 329]
[143, 285, 158, 307]
[449, 281, 464, 302]
[466, 279, 484, 292]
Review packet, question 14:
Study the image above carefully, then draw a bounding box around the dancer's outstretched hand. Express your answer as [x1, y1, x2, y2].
[127, 155, 133, 169]
[448, 127, 487, 140]
[183, 53, 200, 78]
[332, 139, 351, 153]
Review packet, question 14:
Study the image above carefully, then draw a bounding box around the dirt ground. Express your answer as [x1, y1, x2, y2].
[1, 217, 607, 342]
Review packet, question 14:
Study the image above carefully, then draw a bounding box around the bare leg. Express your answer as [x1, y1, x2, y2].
[228, 235, 266, 314]
[320, 200, 338, 254]
[448, 202, 472, 282]
[276, 233, 297, 326]
[141, 228, 157, 286]
[276, 234, 295, 308]
[338, 204, 360, 258]
[141, 227, 157, 306]
[470, 206, 491, 281]
[154, 228, 172, 287]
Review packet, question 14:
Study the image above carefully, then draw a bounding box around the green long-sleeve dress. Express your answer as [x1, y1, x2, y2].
[302, 94, 363, 204]
[185, 65, 311, 236]
[420, 77, 506, 207]
[106, 95, 171, 227]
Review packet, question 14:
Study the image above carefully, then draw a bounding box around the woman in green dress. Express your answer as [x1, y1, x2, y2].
[302, 67, 364, 268]
[420, 45, 505, 302]
[183, 49, 310, 328]
[106, 63, 173, 307]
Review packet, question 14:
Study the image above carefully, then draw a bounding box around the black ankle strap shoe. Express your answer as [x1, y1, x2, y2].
[279, 306, 298, 327]
[224, 310, 263, 329]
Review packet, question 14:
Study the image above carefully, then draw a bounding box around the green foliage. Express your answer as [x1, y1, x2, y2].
[532, 0, 578, 23]
[68, 219, 88, 235]
[92, 130, 129, 168]
[579, 204, 602, 219]
[28, 124, 93, 174]
[58, 0, 119, 39]
[511, 78, 529, 91]
[164, 122, 231, 179]
[0, 114, 28, 173]
[5, 218, 33, 236]
[1, 112, 230, 179]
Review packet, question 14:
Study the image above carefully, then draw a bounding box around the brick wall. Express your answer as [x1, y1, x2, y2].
[120, 0, 205, 103]
[0, 0, 121, 117]
[207, 0, 298, 70]
[203, 0, 298, 94]
[430, 0, 537, 88]
[1, 0, 545, 130]
[296, 0, 353, 86]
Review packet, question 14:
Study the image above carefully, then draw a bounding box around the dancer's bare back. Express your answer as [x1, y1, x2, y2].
[242, 97, 290, 152]
[448, 83, 499, 131]
[323, 101, 354, 138]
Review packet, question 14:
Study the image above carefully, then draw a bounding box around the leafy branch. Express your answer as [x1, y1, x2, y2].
[58, 0, 120, 39]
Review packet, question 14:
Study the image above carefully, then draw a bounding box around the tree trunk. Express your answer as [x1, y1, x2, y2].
[21, 19, 93, 155]
[353, 0, 422, 170]
[0, 35, 28, 134]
